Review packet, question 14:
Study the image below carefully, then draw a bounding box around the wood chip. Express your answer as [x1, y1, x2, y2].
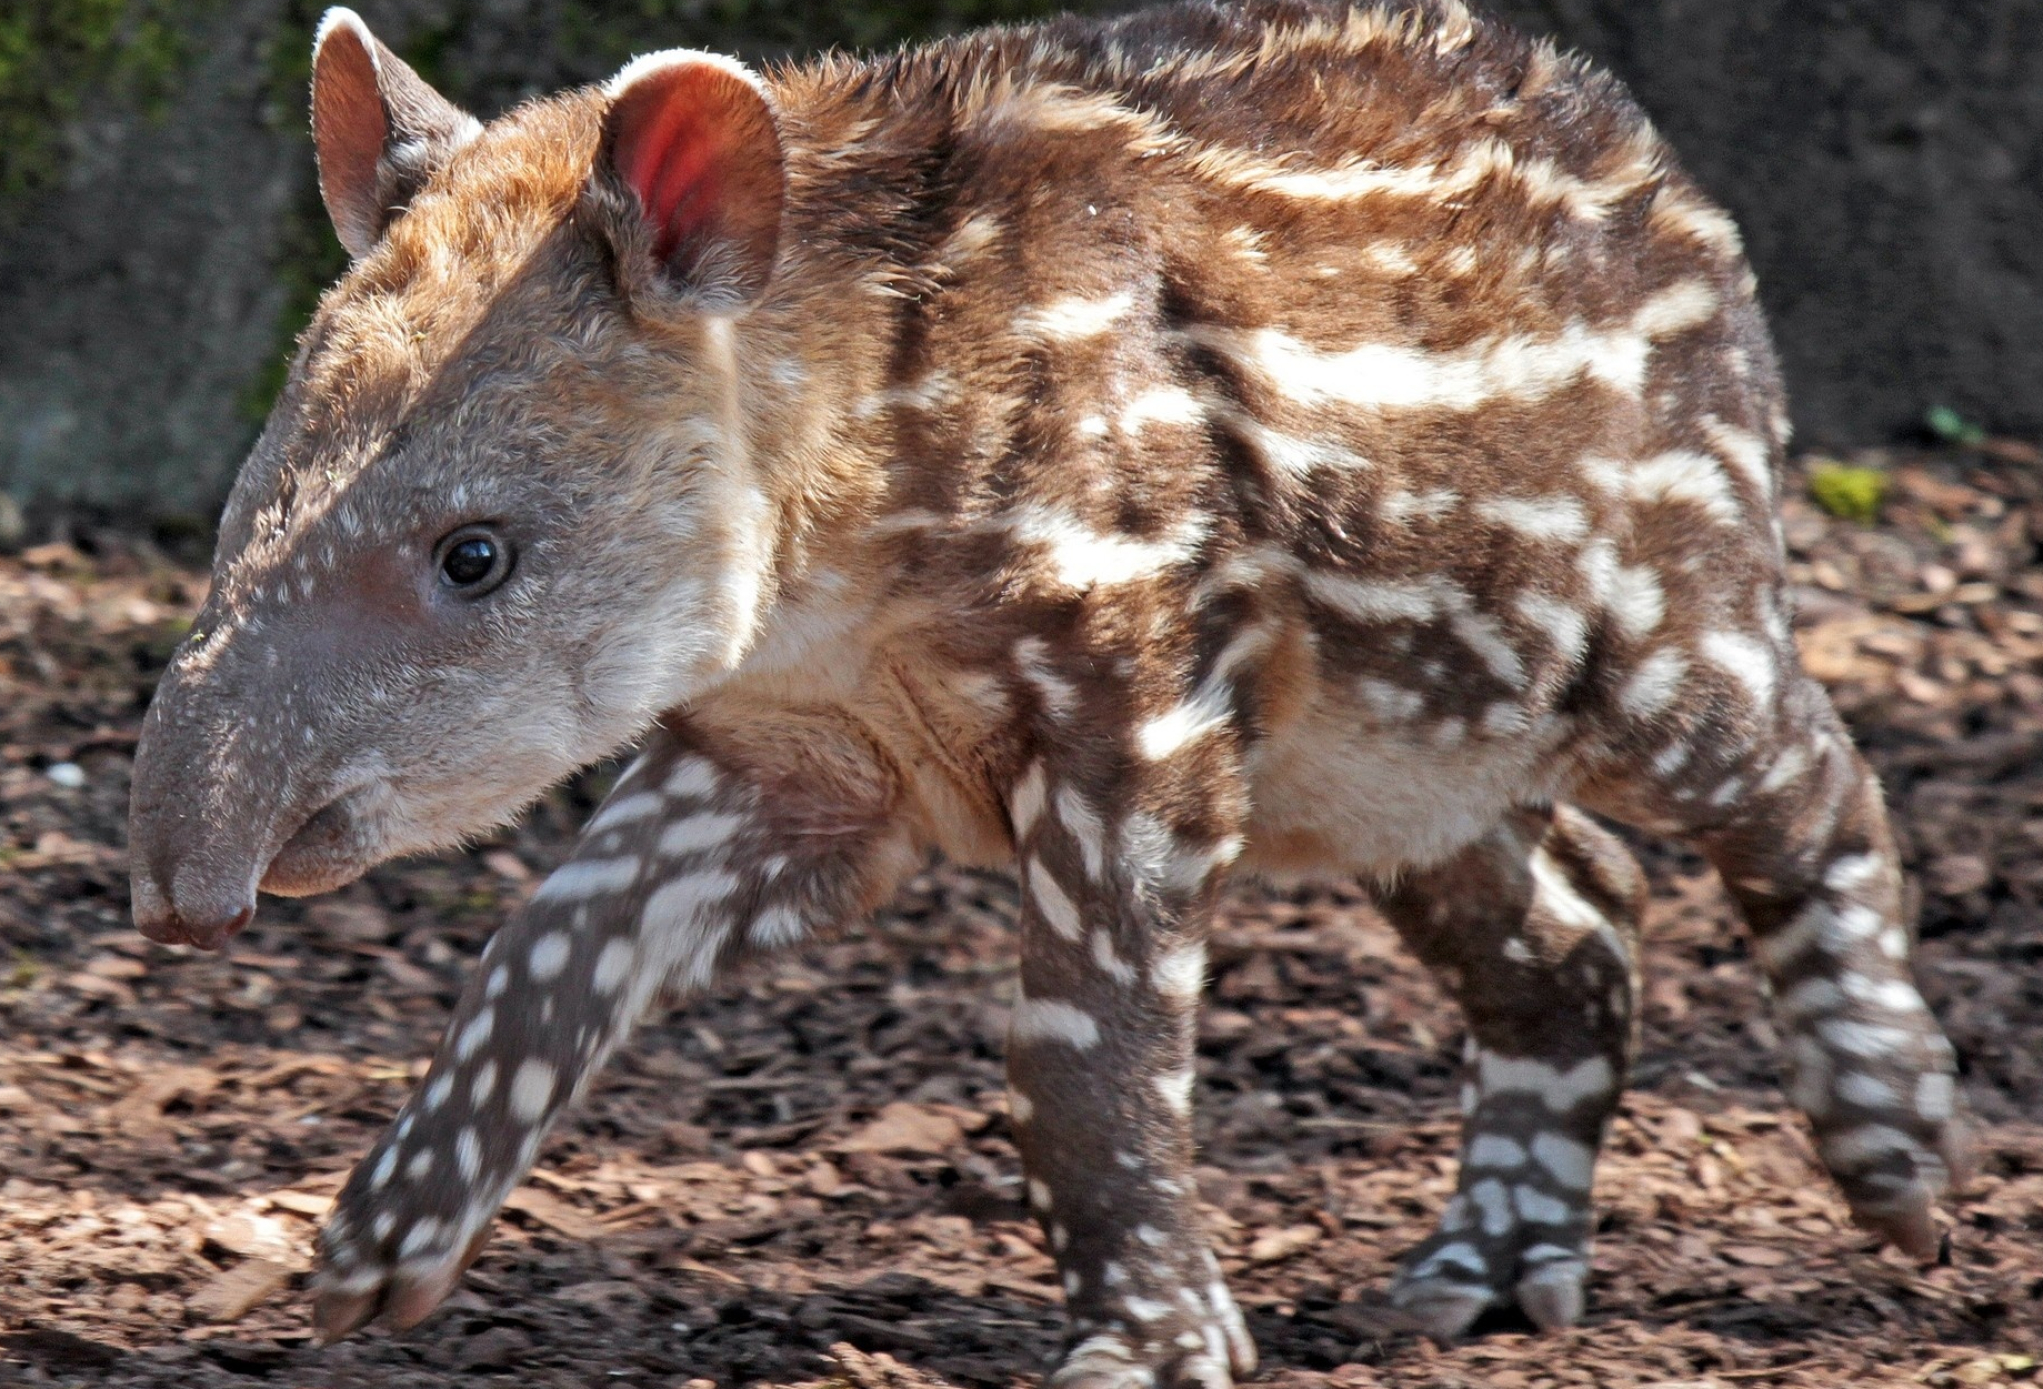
[833, 1102, 966, 1155]
[186, 1258, 291, 1323]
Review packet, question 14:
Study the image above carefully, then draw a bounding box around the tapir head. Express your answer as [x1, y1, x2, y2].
[130, 10, 797, 948]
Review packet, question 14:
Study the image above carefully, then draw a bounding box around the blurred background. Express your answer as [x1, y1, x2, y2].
[0, 0, 2038, 536]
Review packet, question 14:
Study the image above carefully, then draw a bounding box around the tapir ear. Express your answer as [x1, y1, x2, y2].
[598, 51, 786, 304]
[311, 8, 480, 258]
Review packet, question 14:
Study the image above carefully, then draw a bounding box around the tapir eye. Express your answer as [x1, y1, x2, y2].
[435, 528, 513, 594]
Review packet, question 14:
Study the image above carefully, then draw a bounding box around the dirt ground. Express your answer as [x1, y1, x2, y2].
[1, 445, 2039, 1389]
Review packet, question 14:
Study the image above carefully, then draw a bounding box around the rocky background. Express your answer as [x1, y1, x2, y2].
[0, 0, 2039, 524]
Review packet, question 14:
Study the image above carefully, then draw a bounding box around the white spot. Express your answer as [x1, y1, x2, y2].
[1136, 682, 1236, 761]
[1629, 450, 1740, 523]
[1010, 1089, 1036, 1124]
[1701, 630, 1778, 706]
[1014, 637, 1079, 717]
[748, 904, 806, 948]
[1305, 572, 1451, 625]
[1822, 853, 1884, 895]
[1816, 1017, 1916, 1059]
[1515, 592, 1588, 662]
[422, 1073, 454, 1113]
[1476, 494, 1589, 542]
[1819, 1123, 1925, 1170]
[1179, 279, 1715, 416]
[1701, 415, 1774, 499]
[1836, 1072, 1901, 1109]
[470, 1059, 498, 1107]
[508, 1058, 557, 1122]
[457, 1127, 481, 1181]
[370, 1147, 398, 1191]
[1759, 742, 1812, 793]
[1619, 648, 1688, 718]
[455, 1008, 495, 1063]
[1011, 761, 1049, 838]
[663, 757, 721, 800]
[592, 937, 636, 994]
[636, 870, 741, 991]
[1512, 1185, 1575, 1226]
[851, 371, 958, 420]
[1151, 940, 1208, 999]
[1090, 929, 1136, 983]
[1120, 812, 1238, 894]
[1358, 677, 1426, 721]
[1478, 1053, 1615, 1112]
[532, 857, 641, 903]
[406, 1148, 433, 1181]
[1028, 858, 1085, 941]
[1005, 505, 1206, 591]
[1379, 487, 1462, 524]
[1156, 1066, 1196, 1114]
[1012, 997, 1102, 1049]
[1124, 1296, 1173, 1323]
[1028, 1177, 1053, 1210]
[657, 812, 747, 857]
[1840, 973, 1928, 1014]
[1914, 1072, 1955, 1122]
[528, 932, 571, 982]
[1470, 1179, 1513, 1236]
[397, 1217, 445, 1260]
[1606, 564, 1666, 639]
[587, 791, 663, 831]
[1465, 1134, 1527, 1169]
[1014, 289, 1135, 342]
[1121, 386, 1206, 434]
[1413, 1241, 1488, 1279]
[1530, 1132, 1595, 1190]
[1054, 785, 1108, 881]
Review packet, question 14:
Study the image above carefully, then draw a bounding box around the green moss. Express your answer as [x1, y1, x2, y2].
[1924, 405, 1987, 448]
[0, 0, 199, 204]
[1807, 461, 1889, 526]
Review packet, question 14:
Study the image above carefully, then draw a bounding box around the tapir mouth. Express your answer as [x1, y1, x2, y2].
[131, 785, 381, 952]
[262, 789, 380, 899]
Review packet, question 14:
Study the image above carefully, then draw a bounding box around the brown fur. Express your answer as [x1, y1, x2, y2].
[128, 4, 1965, 1379]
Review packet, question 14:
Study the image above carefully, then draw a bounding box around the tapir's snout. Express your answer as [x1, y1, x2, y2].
[128, 694, 271, 951]
[128, 636, 304, 953]
[130, 870, 255, 952]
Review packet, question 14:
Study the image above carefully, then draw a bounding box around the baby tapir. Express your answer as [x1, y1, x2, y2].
[126, 0, 1969, 1381]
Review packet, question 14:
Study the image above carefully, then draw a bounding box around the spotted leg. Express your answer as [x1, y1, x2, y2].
[1371, 804, 1644, 1340]
[1594, 672, 1967, 1256]
[1005, 753, 1255, 1389]
[311, 710, 918, 1340]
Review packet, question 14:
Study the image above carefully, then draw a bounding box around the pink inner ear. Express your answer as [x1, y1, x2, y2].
[613, 73, 739, 266]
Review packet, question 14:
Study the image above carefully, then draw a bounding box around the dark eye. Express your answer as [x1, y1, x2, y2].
[436, 528, 513, 593]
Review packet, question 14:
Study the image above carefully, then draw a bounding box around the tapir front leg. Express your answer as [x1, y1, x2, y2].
[312, 711, 919, 1339]
[1004, 749, 1254, 1389]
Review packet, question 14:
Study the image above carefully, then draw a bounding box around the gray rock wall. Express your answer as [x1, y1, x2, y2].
[2, 0, 2038, 518]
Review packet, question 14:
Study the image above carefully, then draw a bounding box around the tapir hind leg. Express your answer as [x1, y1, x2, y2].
[1371, 804, 1645, 1339]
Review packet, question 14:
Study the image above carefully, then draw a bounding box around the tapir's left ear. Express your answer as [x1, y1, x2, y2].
[597, 51, 786, 305]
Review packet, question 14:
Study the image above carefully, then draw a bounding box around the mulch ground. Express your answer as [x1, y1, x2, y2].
[1, 443, 2039, 1389]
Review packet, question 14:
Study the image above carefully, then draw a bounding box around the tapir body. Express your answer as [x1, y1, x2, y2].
[128, 2, 1966, 1381]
